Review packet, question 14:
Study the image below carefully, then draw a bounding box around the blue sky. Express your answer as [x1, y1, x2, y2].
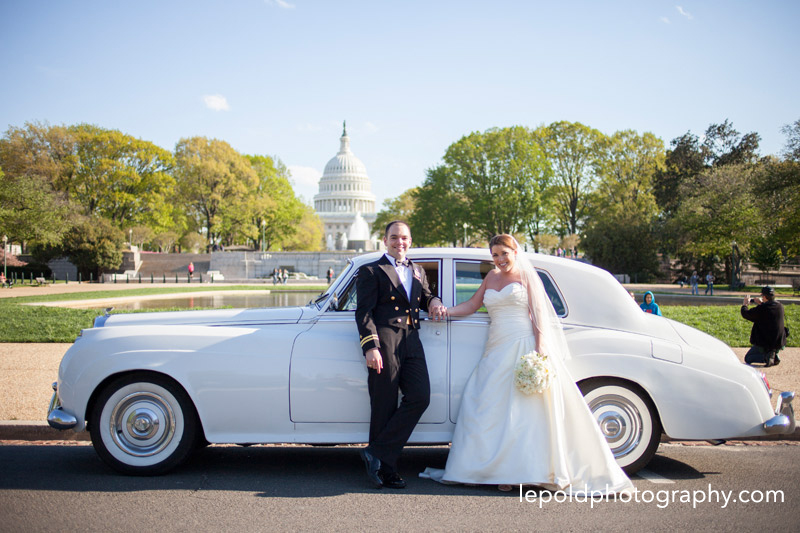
[1, 1, 798, 207]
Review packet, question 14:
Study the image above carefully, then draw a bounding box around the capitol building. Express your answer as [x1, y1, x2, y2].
[313, 123, 378, 251]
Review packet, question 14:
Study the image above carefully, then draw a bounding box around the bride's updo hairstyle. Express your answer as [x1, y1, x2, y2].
[489, 234, 517, 251]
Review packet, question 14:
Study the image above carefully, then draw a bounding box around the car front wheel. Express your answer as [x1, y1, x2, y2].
[90, 373, 199, 475]
[579, 378, 662, 475]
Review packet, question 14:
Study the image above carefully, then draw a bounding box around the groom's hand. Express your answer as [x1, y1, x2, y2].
[429, 300, 447, 321]
[365, 348, 383, 374]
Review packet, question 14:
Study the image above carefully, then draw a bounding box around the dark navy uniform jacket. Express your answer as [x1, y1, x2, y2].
[355, 255, 440, 355]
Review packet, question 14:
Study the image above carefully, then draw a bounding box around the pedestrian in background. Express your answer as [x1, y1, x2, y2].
[741, 286, 787, 367]
[705, 272, 715, 295]
[690, 271, 699, 295]
[639, 291, 662, 316]
[327, 267, 334, 285]
[188, 262, 194, 280]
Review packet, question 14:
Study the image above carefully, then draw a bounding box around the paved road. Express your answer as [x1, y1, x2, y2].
[0, 442, 797, 532]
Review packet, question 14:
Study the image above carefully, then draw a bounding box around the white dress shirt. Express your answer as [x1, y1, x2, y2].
[385, 254, 412, 301]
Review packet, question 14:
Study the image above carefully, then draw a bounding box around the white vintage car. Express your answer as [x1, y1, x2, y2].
[48, 248, 795, 475]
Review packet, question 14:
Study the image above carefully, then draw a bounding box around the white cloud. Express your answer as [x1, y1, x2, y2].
[288, 165, 322, 203]
[203, 94, 230, 111]
[288, 165, 321, 187]
[660, 16, 670, 24]
[364, 121, 379, 133]
[265, 0, 295, 9]
[676, 6, 693, 20]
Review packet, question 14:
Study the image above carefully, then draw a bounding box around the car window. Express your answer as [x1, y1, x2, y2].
[333, 260, 441, 312]
[454, 261, 494, 308]
[454, 261, 566, 317]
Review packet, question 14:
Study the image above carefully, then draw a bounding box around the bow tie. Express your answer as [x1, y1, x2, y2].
[396, 259, 410, 268]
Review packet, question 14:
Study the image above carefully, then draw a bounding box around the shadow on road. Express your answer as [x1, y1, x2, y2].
[0, 443, 708, 496]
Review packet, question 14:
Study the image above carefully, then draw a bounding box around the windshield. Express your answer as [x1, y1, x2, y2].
[310, 261, 354, 309]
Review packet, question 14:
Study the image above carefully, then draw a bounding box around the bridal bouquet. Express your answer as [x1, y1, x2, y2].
[513, 351, 553, 394]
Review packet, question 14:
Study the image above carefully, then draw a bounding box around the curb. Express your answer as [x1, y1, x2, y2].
[1, 421, 798, 443]
[0, 421, 90, 441]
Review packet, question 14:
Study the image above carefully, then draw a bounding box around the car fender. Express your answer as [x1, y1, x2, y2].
[58, 323, 311, 441]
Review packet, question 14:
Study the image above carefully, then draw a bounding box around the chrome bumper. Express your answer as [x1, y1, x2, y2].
[47, 382, 77, 430]
[762, 391, 796, 434]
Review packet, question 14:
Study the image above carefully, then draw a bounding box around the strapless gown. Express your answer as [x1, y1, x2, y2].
[421, 283, 633, 493]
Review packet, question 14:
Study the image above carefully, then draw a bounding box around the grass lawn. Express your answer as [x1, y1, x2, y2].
[661, 305, 798, 348]
[0, 287, 795, 345]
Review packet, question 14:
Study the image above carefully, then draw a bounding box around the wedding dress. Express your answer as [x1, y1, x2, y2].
[421, 282, 634, 493]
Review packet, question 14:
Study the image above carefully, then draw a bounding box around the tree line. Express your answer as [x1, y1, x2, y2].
[0, 122, 322, 276]
[374, 119, 800, 282]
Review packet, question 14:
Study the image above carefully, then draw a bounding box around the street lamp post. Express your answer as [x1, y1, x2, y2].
[463, 223, 468, 247]
[261, 220, 266, 252]
[2, 235, 7, 280]
[128, 229, 132, 248]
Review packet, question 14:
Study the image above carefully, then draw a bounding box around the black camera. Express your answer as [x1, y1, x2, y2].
[750, 298, 757, 304]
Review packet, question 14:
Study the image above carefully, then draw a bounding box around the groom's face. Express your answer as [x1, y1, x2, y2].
[384, 223, 412, 261]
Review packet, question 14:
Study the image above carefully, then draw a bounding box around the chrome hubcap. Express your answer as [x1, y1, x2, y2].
[109, 391, 176, 457]
[588, 393, 643, 459]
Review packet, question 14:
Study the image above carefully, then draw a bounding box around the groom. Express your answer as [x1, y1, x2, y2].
[356, 220, 447, 488]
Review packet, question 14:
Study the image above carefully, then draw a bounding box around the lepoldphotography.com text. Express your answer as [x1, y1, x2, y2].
[520, 484, 785, 509]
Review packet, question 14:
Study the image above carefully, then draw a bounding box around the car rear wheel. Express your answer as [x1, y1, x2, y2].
[90, 373, 198, 475]
[579, 378, 662, 475]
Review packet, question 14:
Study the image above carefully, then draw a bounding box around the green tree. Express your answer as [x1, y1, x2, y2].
[174, 137, 258, 248]
[0, 168, 70, 247]
[430, 126, 551, 241]
[752, 159, 800, 258]
[581, 213, 660, 281]
[781, 119, 800, 161]
[374, 188, 417, 237]
[129, 225, 155, 250]
[673, 163, 762, 271]
[37, 217, 125, 278]
[582, 130, 665, 279]
[248, 155, 307, 251]
[701, 120, 760, 167]
[0, 122, 76, 189]
[65, 124, 175, 230]
[0, 123, 75, 247]
[179, 232, 205, 253]
[538, 121, 604, 235]
[750, 236, 782, 280]
[410, 166, 467, 246]
[152, 231, 180, 253]
[653, 132, 705, 217]
[280, 204, 323, 251]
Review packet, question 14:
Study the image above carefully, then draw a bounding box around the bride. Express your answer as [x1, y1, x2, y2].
[421, 234, 633, 494]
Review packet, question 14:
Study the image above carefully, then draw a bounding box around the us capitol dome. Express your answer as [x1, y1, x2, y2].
[313, 122, 378, 251]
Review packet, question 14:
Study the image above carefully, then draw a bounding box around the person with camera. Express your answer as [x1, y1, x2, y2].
[741, 286, 787, 367]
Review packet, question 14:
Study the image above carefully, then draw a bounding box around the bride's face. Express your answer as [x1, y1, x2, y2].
[491, 244, 517, 273]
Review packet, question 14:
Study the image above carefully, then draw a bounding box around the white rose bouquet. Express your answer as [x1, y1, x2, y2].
[513, 351, 553, 394]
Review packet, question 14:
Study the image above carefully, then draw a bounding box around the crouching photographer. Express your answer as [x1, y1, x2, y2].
[741, 286, 788, 367]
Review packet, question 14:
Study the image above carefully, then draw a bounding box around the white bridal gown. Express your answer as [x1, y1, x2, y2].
[421, 283, 634, 493]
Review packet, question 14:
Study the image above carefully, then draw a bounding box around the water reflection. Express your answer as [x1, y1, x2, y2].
[75, 291, 323, 310]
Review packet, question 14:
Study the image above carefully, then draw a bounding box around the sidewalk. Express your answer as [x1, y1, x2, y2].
[1, 343, 797, 442]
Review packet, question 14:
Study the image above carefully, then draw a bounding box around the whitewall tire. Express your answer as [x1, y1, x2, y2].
[579, 378, 662, 475]
[90, 373, 199, 475]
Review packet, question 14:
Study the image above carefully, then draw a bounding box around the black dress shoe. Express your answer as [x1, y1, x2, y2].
[359, 449, 383, 489]
[379, 471, 407, 489]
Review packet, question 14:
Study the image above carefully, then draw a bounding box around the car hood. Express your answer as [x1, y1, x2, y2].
[98, 306, 306, 328]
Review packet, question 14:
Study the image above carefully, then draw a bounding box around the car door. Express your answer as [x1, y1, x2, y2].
[447, 259, 569, 422]
[289, 259, 448, 424]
